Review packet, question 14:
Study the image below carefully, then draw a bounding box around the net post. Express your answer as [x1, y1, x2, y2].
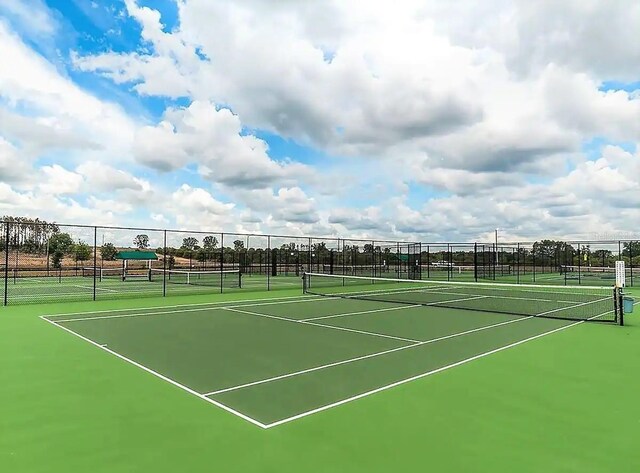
[614, 286, 624, 326]
[93, 226, 97, 301]
[3, 222, 9, 306]
[302, 272, 307, 294]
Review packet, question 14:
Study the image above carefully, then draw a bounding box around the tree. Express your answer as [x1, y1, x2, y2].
[592, 249, 613, 266]
[622, 241, 640, 258]
[312, 242, 328, 254]
[233, 240, 245, 252]
[133, 234, 149, 250]
[202, 235, 218, 250]
[181, 237, 199, 251]
[74, 241, 92, 264]
[195, 248, 208, 263]
[48, 233, 73, 268]
[100, 243, 118, 261]
[363, 243, 374, 253]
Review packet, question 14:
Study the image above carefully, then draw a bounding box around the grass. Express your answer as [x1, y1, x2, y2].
[1, 285, 639, 472]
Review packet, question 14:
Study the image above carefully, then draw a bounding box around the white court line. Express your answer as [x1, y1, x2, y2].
[39, 316, 268, 429]
[223, 307, 421, 344]
[263, 309, 613, 429]
[300, 304, 422, 322]
[73, 285, 118, 293]
[207, 297, 609, 397]
[204, 315, 531, 396]
[45, 296, 337, 322]
[302, 320, 421, 343]
[44, 293, 315, 318]
[50, 295, 339, 323]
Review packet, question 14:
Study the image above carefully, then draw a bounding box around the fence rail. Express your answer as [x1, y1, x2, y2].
[1, 221, 637, 306]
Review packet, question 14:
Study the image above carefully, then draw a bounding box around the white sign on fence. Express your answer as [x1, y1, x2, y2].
[615, 260, 626, 288]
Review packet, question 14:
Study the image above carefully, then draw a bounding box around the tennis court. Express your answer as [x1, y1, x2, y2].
[2, 269, 301, 304]
[41, 273, 622, 428]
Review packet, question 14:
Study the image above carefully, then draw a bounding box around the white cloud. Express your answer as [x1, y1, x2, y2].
[76, 161, 149, 192]
[87, 196, 133, 214]
[151, 213, 168, 224]
[168, 184, 235, 230]
[0, 0, 58, 37]
[422, 0, 640, 81]
[0, 137, 31, 183]
[133, 101, 311, 188]
[0, 21, 137, 161]
[0, 182, 118, 225]
[74, 1, 639, 178]
[39, 165, 83, 195]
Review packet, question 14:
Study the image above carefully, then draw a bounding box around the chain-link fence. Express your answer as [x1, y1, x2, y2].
[1, 220, 636, 306]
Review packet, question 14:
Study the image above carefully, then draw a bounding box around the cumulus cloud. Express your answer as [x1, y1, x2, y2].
[76, 162, 148, 192]
[75, 1, 639, 179]
[0, 137, 31, 183]
[0, 182, 118, 225]
[238, 187, 320, 224]
[39, 165, 83, 195]
[422, 0, 640, 81]
[168, 184, 235, 230]
[133, 101, 311, 188]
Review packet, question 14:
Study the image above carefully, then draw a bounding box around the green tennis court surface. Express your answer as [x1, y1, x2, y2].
[3, 281, 640, 472]
[42, 276, 619, 427]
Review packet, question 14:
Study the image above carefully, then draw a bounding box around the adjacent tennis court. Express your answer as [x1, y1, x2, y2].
[41, 274, 622, 428]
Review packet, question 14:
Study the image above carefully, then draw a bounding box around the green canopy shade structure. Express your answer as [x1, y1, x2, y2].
[115, 251, 158, 261]
[115, 251, 158, 280]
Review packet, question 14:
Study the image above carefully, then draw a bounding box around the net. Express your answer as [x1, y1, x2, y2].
[302, 273, 620, 324]
[322, 264, 389, 275]
[560, 265, 625, 280]
[82, 267, 124, 281]
[149, 268, 241, 288]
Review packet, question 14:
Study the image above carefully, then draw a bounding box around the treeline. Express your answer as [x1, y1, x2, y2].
[0, 217, 59, 251]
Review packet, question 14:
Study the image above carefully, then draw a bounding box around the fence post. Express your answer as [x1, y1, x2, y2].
[532, 246, 536, 283]
[163, 230, 167, 297]
[473, 243, 478, 282]
[3, 222, 9, 306]
[630, 241, 634, 287]
[516, 243, 520, 284]
[220, 233, 225, 294]
[93, 226, 97, 301]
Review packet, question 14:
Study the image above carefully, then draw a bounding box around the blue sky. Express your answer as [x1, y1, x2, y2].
[0, 0, 638, 242]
